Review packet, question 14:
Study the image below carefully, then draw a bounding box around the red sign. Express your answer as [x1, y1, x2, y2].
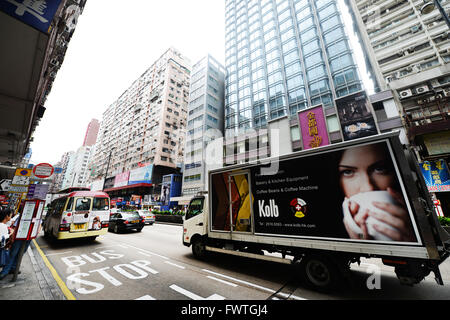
[33, 163, 54, 179]
[298, 105, 330, 150]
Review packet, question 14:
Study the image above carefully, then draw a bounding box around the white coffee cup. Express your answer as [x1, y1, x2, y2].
[342, 190, 400, 241]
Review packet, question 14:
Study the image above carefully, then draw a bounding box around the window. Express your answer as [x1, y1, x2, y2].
[287, 75, 304, 90]
[75, 198, 92, 211]
[186, 197, 204, 220]
[326, 115, 340, 132]
[93, 198, 109, 211]
[66, 197, 74, 211]
[290, 126, 301, 141]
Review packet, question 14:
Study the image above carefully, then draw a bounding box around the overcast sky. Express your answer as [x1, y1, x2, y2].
[30, 0, 226, 165]
[29, 0, 372, 167]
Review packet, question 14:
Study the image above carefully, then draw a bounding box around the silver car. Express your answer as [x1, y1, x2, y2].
[136, 210, 155, 225]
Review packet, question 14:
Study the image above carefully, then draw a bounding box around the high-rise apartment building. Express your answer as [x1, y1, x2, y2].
[90, 47, 191, 198]
[83, 118, 100, 147]
[347, 0, 450, 154]
[61, 146, 94, 189]
[346, 0, 450, 215]
[224, 0, 367, 156]
[182, 55, 226, 196]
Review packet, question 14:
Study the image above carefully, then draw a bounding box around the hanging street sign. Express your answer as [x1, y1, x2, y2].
[33, 163, 54, 179]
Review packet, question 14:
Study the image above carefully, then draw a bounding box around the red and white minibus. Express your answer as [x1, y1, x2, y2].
[43, 191, 110, 241]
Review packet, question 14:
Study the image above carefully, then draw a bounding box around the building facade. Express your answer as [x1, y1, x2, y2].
[89, 47, 191, 203]
[223, 0, 373, 161]
[61, 146, 93, 189]
[83, 118, 100, 147]
[182, 55, 226, 196]
[347, 0, 450, 215]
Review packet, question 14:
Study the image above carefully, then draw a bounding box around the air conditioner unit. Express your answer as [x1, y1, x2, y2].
[430, 79, 441, 88]
[411, 25, 420, 33]
[50, 58, 59, 66]
[399, 89, 413, 99]
[415, 85, 430, 94]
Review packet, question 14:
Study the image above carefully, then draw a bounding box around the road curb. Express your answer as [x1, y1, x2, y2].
[31, 240, 76, 300]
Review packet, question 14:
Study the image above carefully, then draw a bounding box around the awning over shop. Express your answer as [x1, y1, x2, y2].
[103, 183, 152, 193]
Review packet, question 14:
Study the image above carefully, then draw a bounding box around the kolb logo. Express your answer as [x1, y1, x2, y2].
[258, 199, 279, 217]
[290, 198, 307, 218]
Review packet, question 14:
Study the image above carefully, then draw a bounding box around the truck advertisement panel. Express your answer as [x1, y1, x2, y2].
[211, 140, 422, 245]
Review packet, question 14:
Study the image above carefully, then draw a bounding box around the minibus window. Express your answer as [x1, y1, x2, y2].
[75, 198, 92, 211]
[66, 197, 74, 211]
[93, 197, 109, 211]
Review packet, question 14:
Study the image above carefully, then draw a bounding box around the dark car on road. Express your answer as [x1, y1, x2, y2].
[108, 212, 144, 233]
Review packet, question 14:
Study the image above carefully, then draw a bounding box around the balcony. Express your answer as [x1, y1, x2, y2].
[403, 97, 450, 139]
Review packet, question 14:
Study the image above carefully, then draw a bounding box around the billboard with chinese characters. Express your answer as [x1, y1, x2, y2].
[0, 0, 63, 34]
[335, 91, 378, 141]
[298, 105, 330, 150]
[419, 159, 450, 192]
[113, 171, 130, 188]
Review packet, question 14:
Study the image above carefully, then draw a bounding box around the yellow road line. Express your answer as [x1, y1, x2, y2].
[32, 239, 76, 300]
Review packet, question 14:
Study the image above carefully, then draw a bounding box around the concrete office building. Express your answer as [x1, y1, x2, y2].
[346, 0, 450, 214]
[90, 47, 191, 202]
[181, 55, 226, 197]
[223, 0, 373, 164]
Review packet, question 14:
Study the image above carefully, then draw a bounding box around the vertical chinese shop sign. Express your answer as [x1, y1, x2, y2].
[298, 105, 330, 150]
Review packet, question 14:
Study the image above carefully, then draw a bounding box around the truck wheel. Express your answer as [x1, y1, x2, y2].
[299, 254, 340, 292]
[192, 238, 206, 259]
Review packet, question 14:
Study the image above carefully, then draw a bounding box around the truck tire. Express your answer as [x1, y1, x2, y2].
[192, 237, 206, 259]
[299, 254, 340, 292]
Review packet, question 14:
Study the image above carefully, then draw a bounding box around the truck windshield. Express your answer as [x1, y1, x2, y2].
[186, 198, 204, 220]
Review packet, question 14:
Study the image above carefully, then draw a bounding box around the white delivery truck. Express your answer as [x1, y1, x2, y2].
[182, 132, 450, 292]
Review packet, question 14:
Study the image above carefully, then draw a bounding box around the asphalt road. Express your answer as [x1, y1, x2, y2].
[34, 223, 450, 301]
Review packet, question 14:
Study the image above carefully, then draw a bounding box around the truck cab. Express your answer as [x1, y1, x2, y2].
[183, 195, 208, 257]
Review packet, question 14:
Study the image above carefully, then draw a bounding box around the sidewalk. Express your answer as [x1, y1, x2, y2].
[0, 241, 66, 300]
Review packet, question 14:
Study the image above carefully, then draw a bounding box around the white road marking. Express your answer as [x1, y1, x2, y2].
[202, 269, 306, 300]
[96, 244, 129, 249]
[136, 295, 156, 300]
[164, 261, 185, 269]
[123, 246, 169, 260]
[45, 251, 73, 257]
[169, 284, 225, 300]
[206, 275, 238, 287]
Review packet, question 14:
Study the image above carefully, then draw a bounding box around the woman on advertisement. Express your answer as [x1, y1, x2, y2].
[336, 142, 417, 242]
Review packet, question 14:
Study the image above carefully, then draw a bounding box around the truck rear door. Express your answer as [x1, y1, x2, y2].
[228, 171, 253, 234]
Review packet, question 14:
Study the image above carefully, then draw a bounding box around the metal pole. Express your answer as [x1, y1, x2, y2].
[102, 151, 112, 191]
[435, 0, 450, 29]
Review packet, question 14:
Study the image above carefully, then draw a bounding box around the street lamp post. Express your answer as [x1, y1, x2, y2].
[421, 0, 450, 29]
[102, 150, 113, 191]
